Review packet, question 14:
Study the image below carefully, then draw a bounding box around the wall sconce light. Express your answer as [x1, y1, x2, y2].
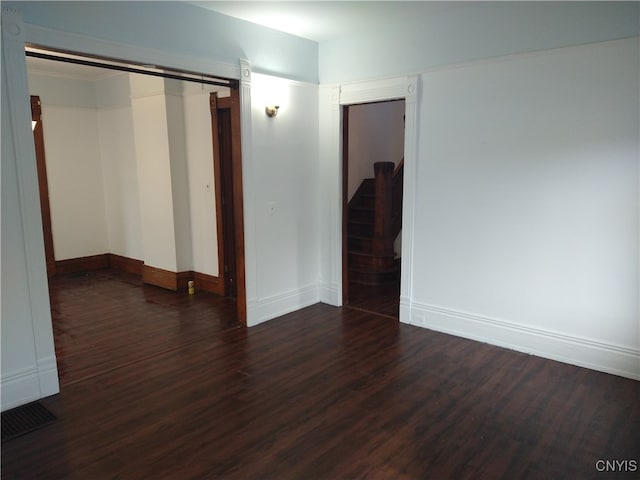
[265, 105, 280, 118]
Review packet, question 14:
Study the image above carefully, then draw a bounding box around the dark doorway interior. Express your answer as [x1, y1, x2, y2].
[342, 100, 405, 319]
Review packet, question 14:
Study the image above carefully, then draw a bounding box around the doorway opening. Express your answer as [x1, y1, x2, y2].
[342, 100, 405, 319]
[26, 46, 247, 384]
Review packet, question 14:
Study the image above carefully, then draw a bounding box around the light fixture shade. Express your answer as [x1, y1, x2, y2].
[265, 105, 280, 118]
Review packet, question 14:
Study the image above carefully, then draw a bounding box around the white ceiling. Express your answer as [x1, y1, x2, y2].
[25, 1, 469, 79]
[191, 1, 468, 42]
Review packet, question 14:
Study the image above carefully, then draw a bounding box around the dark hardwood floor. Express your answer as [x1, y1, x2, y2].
[47, 269, 239, 387]
[347, 280, 400, 319]
[2, 269, 638, 479]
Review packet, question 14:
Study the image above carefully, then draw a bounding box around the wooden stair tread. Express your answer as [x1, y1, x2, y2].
[348, 265, 400, 274]
[348, 218, 374, 225]
[348, 250, 395, 258]
[349, 206, 374, 212]
[347, 160, 403, 286]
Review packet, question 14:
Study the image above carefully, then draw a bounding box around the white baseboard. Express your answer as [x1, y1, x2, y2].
[1, 358, 60, 412]
[247, 284, 320, 327]
[404, 302, 640, 381]
[319, 281, 340, 306]
[37, 355, 61, 399]
[399, 295, 412, 324]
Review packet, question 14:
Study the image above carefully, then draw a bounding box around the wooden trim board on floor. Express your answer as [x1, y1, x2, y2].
[192, 271, 225, 296]
[142, 265, 186, 291]
[55, 254, 110, 275]
[108, 254, 144, 275]
[53, 254, 224, 295]
[141, 267, 224, 293]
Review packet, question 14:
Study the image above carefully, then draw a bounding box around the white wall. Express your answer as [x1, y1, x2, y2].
[28, 72, 110, 260]
[247, 73, 320, 325]
[408, 38, 639, 378]
[1, 93, 56, 409]
[347, 100, 405, 200]
[29, 69, 146, 263]
[97, 73, 144, 261]
[2, 11, 59, 410]
[165, 80, 194, 273]
[129, 75, 180, 272]
[318, 85, 343, 305]
[183, 83, 231, 277]
[41, 104, 109, 260]
[29, 68, 226, 272]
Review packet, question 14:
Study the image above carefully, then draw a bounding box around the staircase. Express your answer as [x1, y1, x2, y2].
[348, 160, 403, 285]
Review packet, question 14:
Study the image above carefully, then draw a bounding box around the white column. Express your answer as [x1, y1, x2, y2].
[129, 75, 193, 273]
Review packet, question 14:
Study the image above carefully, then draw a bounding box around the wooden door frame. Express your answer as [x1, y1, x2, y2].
[210, 93, 226, 290]
[341, 105, 350, 305]
[31, 95, 56, 277]
[210, 89, 247, 324]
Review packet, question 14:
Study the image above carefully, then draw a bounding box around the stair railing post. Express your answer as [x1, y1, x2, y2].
[391, 160, 404, 238]
[373, 162, 394, 255]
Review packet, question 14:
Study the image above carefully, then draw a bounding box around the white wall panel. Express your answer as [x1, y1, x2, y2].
[2, 8, 59, 410]
[411, 38, 639, 377]
[98, 105, 143, 260]
[248, 73, 320, 324]
[41, 105, 109, 260]
[183, 88, 223, 276]
[130, 76, 178, 272]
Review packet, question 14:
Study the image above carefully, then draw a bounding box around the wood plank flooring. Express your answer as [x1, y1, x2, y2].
[2, 269, 638, 480]
[47, 269, 239, 387]
[346, 280, 400, 319]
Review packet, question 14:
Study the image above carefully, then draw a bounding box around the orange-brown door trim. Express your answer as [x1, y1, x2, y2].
[31, 95, 56, 277]
[210, 89, 247, 324]
[210, 92, 227, 291]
